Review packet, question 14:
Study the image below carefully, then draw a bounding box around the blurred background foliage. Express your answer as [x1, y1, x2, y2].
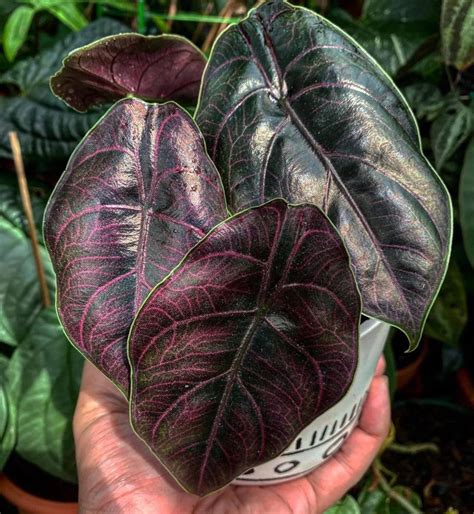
[0, 1, 472, 512]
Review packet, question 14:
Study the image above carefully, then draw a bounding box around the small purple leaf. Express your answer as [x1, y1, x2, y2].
[50, 34, 206, 112]
[195, 0, 452, 348]
[129, 199, 360, 495]
[44, 98, 227, 393]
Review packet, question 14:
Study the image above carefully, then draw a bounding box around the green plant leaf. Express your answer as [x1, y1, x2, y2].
[3, 6, 35, 62]
[357, 488, 388, 513]
[45, 3, 88, 32]
[0, 354, 16, 469]
[325, 495, 361, 514]
[1, 17, 128, 93]
[0, 176, 54, 346]
[402, 83, 445, 121]
[430, 96, 473, 169]
[0, 86, 102, 161]
[6, 307, 83, 482]
[441, 0, 474, 70]
[0, 18, 128, 160]
[460, 137, 474, 268]
[424, 259, 467, 345]
[329, 0, 441, 75]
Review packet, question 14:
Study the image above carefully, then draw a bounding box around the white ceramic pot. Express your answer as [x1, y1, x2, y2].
[233, 319, 390, 486]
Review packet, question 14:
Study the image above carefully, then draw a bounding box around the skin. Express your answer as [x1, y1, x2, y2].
[74, 358, 390, 514]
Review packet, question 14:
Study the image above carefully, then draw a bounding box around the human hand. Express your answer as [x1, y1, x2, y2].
[74, 358, 390, 514]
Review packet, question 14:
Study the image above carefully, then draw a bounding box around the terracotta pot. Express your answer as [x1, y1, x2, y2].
[233, 319, 390, 486]
[395, 339, 428, 391]
[0, 474, 77, 514]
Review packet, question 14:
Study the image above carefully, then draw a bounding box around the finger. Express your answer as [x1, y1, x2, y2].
[303, 374, 390, 511]
[374, 355, 386, 377]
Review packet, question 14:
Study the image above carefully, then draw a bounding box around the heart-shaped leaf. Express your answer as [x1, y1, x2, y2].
[129, 199, 360, 495]
[195, 0, 452, 347]
[44, 98, 227, 394]
[51, 34, 206, 112]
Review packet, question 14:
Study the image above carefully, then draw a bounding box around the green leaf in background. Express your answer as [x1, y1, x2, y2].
[0, 176, 54, 346]
[357, 488, 387, 513]
[358, 486, 422, 513]
[3, 6, 35, 62]
[0, 354, 16, 469]
[402, 83, 445, 121]
[460, 137, 474, 268]
[31, 0, 87, 31]
[329, 0, 441, 75]
[425, 259, 467, 346]
[0, 18, 128, 161]
[430, 96, 473, 169]
[325, 495, 361, 514]
[441, 0, 474, 70]
[6, 308, 83, 482]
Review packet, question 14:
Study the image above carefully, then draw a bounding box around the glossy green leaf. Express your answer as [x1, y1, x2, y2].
[425, 259, 467, 345]
[6, 308, 83, 482]
[3, 6, 35, 62]
[196, 0, 452, 348]
[460, 137, 474, 268]
[0, 18, 128, 160]
[441, 0, 474, 70]
[325, 495, 361, 514]
[430, 96, 473, 169]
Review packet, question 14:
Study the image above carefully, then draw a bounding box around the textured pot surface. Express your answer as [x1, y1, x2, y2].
[233, 319, 390, 486]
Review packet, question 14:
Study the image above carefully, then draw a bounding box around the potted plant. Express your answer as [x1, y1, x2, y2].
[43, 0, 451, 498]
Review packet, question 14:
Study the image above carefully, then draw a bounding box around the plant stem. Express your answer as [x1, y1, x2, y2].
[167, 0, 178, 31]
[9, 132, 51, 309]
[373, 460, 422, 514]
[388, 442, 439, 454]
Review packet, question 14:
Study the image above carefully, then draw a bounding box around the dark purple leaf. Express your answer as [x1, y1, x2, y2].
[44, 98, 227, 393]
[51, 34, 206, 112]
[195, 0, 452, 348]
[129, 199, 360, 495]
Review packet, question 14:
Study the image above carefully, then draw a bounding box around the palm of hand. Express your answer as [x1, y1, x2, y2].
[74, 361, 389, 514]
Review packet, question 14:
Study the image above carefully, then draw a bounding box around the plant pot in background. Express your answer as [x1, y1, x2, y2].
[0, 454, 77, 514]
[0, 475, 77, 514]
[233, 319, 390, 486]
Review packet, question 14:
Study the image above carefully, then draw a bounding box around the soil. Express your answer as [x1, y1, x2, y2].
[383, 402, 474, 513]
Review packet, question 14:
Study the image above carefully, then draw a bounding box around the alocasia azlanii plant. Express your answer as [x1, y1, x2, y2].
[195, 0, 452, 347]
[44, 0, 452, 497]
[129, 199, 360, 494]
[51, 34, 206, 112]
[44, 98, 227, 392]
